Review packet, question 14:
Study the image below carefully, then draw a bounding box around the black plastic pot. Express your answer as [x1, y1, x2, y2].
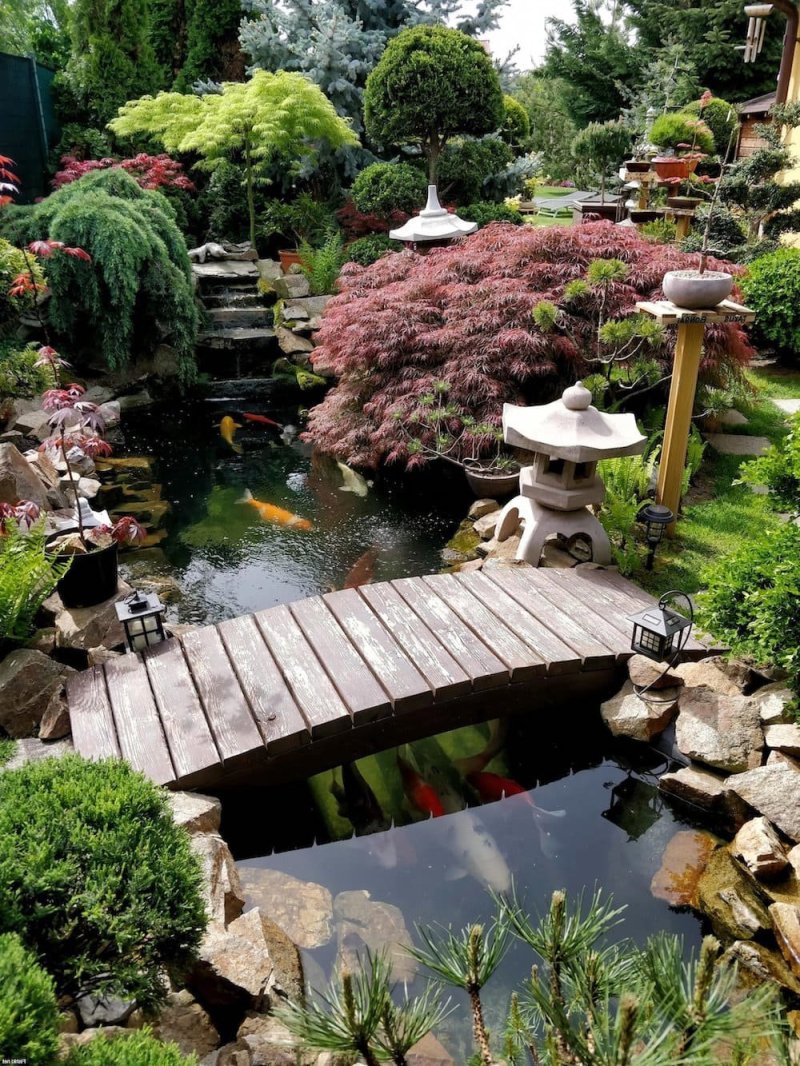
[48, 540, 119, 609]
[624, 160, 652, 174]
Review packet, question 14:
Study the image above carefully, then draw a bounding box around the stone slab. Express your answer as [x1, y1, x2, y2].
[772, 398, 800, 416]
[717, 409, 749, 427]
[703, 433, 771, 456]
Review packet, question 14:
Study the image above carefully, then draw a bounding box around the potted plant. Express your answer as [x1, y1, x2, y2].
[261, 196, 338, 272]
[571, 120, 632, 221]
[650, 112, 714, 181]
[35, 345, 145, 607]
[662, 117, 738, 310]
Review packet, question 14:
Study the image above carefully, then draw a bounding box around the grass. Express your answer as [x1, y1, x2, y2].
[0, 737, 16, 767]
[639, 366, 798, 600]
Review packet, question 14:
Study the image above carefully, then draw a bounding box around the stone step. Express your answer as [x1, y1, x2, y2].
[203, 292, 265, 309]
[192, 261, 260, 283]
[197, 327, 277, 350]
[207, 307, 272, 328]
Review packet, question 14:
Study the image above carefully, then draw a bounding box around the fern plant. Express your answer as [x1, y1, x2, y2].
[299, 232, 346, 296]
[597, 451, 658, 574]
[0, 522, 70, 643]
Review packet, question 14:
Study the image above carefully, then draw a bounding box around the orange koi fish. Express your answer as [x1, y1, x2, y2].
[467, 772, 566, 819]
[242, 413, 283, 429]
[398, 755, 445, 818]
[237, 489, 312, 531]
[219, 415, 242, 453]
[343, 546, 379, 589]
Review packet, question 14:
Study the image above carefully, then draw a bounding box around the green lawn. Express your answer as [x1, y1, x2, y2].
[640, 366, 798, 599]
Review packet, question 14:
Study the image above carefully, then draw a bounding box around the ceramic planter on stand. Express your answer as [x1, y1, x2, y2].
[662, 270, 734, 309]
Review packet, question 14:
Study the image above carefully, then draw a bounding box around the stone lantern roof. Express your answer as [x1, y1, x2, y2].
[503, 383, 646, 463]
[389, 185, 478, 243]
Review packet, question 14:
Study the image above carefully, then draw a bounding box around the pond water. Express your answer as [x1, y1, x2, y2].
[114, 390, 468, 625]
[220, 711, 704, 1061]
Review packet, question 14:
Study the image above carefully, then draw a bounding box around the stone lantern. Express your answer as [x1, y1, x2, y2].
[390, 185, 477, 249]
[496, 382, 646, 565]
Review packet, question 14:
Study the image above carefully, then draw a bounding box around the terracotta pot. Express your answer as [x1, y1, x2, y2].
[625, 160, 652, 174]
[48, 540, 119, 608]
[279, 248, 305, 272]
[662, 269, 734, 310]
[462, 461, 520, 499]
[666, 196, 702, 210]
[653, 157, 691, 180]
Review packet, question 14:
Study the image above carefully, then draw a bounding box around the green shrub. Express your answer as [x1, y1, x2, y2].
[0, 755, 207, 1007]
[459, 201, 524, 227]
[639, 218, 678, 244]
[0, 739, 15, 767]
[54, 123, 112, 162]
[345, 234, 397, 267]
[438, 136, 512, 205]
[650, 112, 715, 156]
[0, 342, 50, 398]
[501, 94, 531, 152]
[8, 169, 199, 384]
[0, 238, 44, 329]
[699, 524, 800, 691]
[299, 232, 346, 295]
[683, 97, 738, 156]
[0, 523, 71, 643]
[261, 194, 339, 249]
[351, 162, 427, 218]
[739, 412, 800, 513]
[681, 204, 747, 261]
[65, 1028, 198, 1066]
[597, 452, 657, 574]
[741, 247, 800, 356]
[0, 932, 59, 1066]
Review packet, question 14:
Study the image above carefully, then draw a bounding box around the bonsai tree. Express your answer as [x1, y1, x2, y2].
[650, 112, 715, 156]
[363, 25, 504, 186]
[110, 70, 360, 248]
[571, 119, 632, 203]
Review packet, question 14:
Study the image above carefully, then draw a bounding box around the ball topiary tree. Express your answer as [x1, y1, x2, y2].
[649, 113, 715, 156]
[351, 162, 428, 219]
[572, 119, 632, 202]
[363, 25, 504, 185]
[0, 755, 207, 1010]
[683, 95, 737, 158]
[501, 94, 531, 153]
[0, 932, 60, 1066]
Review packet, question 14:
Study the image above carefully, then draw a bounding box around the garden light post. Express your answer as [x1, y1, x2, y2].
[635, 299, 755, 533]
[116, 589, 167, 653]
[637, 502, 674, 570]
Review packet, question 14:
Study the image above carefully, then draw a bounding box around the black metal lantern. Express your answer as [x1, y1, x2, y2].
[629, 591, 693, 663]
[637, 502, 674, 571]
[115, 589, 167, 653]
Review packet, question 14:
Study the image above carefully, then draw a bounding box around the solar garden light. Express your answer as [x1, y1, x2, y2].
[637, 502, 674, 571]
[628, 591, 694, 701]
[115, 589, 167, 653]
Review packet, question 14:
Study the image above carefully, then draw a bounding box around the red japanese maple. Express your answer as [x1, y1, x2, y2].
[305, 221, 753, 469]
[51, 153, 195, 193]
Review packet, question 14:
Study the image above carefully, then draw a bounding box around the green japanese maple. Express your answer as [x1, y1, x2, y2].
[110, 71, 359, 247]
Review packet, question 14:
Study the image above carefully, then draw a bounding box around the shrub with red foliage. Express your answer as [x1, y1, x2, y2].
[305, 221, 753, 469]
[336, 198, 411, 239]
[52, 154, 195, 193]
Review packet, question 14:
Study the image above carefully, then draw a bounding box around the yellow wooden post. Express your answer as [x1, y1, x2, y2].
[656, 322, 705, 532]
[636, 298, 756, 536]
[675, 214, 692, 241]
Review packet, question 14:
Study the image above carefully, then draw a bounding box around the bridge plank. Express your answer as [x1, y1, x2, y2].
[485, 567, 618, 668]
[422, 574, 544, 682]
[182, 627, 263, 763]
[255, 605, 352, 738]
[67, 668, 120, 761]
[391, 577, 509, 689]
[142, 640, 220, 779]
[566, 569, 709, 651]
[528, 569, 635, 653]
[459, 571, 581, 674]
[104, 655, 174, 785]
[359, 582, 472, 700]
[290, 597, 392, 724]
[218, 614, 309, 755]
[324, 588, 432, 713]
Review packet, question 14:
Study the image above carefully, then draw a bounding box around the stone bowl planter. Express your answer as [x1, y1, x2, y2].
[662, 269, 734, 310]
[47, 540, 119, 609]
[625, 160, 652, 174]
[666, 196, 702, 211]
[629, 209, 666, 224]
[462, 459, 520, 499]
[653, 157, 692, 181]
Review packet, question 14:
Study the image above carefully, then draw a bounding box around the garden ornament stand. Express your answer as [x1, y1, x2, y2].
[390, 185, 477, 248]
[495, 383, 646, 566]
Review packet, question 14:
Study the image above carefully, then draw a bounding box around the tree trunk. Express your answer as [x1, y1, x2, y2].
[427, 136, 440, 186]
[61, 428, 87, 549]
[357, 1039, 381, 1066]
[469, 987, 493, 1066]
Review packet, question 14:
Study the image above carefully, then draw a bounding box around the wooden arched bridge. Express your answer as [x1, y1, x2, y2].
[67, 567, 716, 791]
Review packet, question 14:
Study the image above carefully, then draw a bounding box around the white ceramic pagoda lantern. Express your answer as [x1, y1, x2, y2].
[496, 382, 646, 566]
[390, 185, 477, 246]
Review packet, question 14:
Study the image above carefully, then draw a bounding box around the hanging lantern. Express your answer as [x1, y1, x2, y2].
[637, 502, 674, 571]
[742, 4, 773, 62]
[115, 589, 167, 653]
[629, 591, 693, 663]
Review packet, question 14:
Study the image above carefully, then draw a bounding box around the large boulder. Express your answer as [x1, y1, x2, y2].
[151, 989, 220, 1059]
[0, 440, 50, 508]
[725, 763, 800, 843]
[237, 867, 333, 949]
[732, 818, 789, 881]
[271, 275, 310, 300]
[601, 680, 679, 741]
[674, 686, 763, 772]
[408, 1033, 456, 1066]
[753, 683, 797, 726]
[0, 650, 74, 738]
[770, 902, 800, 977]
[191, 832, 245, 928]
[44, 582, 132, 653]
[11, 408, 52, 443]
[674, 656, 756, 695]
[650, 829, 719, 908]
[334, 889, 416, 984]
[38, 687, 71, 740]
[627, 654, 683, 691]
[764, 724, 800, 758]
[76, 994, 135, 1028]
[724, 939, 800, 996]
[169, 791, 222, 835]
[236, 1014, 307, 1066]
[696, 847, 772, 940]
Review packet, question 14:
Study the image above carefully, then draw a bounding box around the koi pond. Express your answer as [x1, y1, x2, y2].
[219, 712, 705, 1061]
[113, 391, 468, 624]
